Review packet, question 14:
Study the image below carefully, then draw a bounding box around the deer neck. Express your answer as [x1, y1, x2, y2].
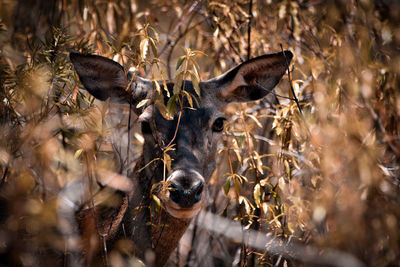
[122, 153, 193, 266]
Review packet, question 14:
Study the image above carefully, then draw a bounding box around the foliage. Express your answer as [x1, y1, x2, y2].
[0, 0, 399, 266]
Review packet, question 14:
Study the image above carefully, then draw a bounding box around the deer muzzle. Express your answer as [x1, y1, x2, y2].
[162, 169, 206, 219]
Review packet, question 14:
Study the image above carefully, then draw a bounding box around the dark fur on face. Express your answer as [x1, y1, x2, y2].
[69, 50, 292, 264]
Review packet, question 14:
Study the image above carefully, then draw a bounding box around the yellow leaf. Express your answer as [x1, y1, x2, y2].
[155, 94, 173, 120]
[190, 72, 200, 97]
[160, 69, 170, 97]
[152, 194, 161, 212]
[74, 149, 83, 159]
[136, 98, 151, 109]
[261, 202, 269, 215]
[163, 152, 172, 172]
[182, 90, 193, 108]
[154, 80, 161, 94]
[254, 151, 264, 175]
[140, 38, 149, 59]
[253, 184, 261, 207]
[246, 113, 262, 128]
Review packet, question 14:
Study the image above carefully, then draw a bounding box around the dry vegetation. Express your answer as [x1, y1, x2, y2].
[0, 0, 399, 266]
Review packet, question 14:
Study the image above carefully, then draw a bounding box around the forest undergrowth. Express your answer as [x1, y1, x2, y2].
[0, 0, 399, 266]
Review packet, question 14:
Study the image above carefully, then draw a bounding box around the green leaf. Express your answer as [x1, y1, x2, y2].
[167, 94, 177, 118]
[176, 56, 185, 70]
[173, 71, 184, 94]
[223, 178, 231, 195]
[190, 73, 200, 97]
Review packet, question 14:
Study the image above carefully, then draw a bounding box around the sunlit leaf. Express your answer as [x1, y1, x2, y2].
[254, 151, 264, 175]
[152, 194, 161, 213]
[160, 69, 170, 97]
[163, 152, 172, 172]
[261, 202, 269, 215]
[140, 38, 149, 60]
[176, 56, 185, 70]
[254, 184, 261, 207]
[153, 80, 161, 94]
[74, 149, 83, 159]
[136, 98, 151, 109]
[284, 160, 291, 178]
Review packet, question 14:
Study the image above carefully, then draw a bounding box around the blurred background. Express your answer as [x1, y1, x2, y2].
[0, 0, 399, 266]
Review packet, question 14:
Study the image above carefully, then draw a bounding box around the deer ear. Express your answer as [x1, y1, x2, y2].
[70, 52, 135, 103]
[205, 51, 292, 103]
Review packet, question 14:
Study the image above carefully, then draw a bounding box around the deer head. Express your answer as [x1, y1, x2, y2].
[69, 50, 292, 264]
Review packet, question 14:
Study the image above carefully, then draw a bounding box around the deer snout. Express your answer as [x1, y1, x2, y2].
[169, 180, 203, 208]
[163, 169, 206, 219]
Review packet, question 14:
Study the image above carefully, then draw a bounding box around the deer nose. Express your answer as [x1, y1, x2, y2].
[169, 180, 204, 208]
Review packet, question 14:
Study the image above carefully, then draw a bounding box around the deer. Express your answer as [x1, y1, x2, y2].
[65, 50, 293, 266]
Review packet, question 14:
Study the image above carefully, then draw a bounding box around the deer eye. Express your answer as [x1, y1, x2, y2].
[212, 117, 226, 132]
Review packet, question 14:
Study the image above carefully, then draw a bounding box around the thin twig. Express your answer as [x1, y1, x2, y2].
[218, 24, 244, 63]
[256, 82, 295, 100]
[127, 101, 132, 173]
[280, 44, 302, 115]
[165, 15, 205, 79]
[247, 0, 253, 61]
[185, 215, 199, 266]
